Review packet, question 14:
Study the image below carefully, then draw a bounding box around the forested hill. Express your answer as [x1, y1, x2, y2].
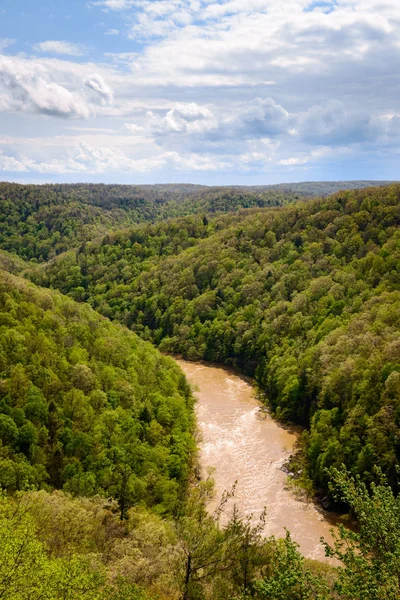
[0, 180, 394, 262]
[30, 184, 400, 499]
[0, 267, 195, 516]
[2, 182, 400, 598]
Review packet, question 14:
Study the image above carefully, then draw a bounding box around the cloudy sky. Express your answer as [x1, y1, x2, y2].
[0, 0, 399, 184]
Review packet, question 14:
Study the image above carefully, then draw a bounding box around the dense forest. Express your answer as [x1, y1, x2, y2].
[1, 453, 400, 598]
[0, 181, 400, 598]
[30, 184, 400, 499]
[0, 269, 195, 516]
[0, 180, 392, 261]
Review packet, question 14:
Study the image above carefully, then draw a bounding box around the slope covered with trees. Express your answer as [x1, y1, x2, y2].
[1, 180, 400, 599]
[1, 468, 400, 600]
[0, 268, 195, 516]
[0, 181, 392, 262]
[0, 183, 295, 262]
[31, 184, 400, 498]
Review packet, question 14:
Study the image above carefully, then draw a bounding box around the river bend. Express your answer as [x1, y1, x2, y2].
[176, 359, 339, 562]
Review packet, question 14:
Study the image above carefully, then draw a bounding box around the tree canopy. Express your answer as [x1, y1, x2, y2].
[0, 180, 400, 599]
[29, 184, 400, 499]
[0, 181, 391, 261]
[0, 269, 195, 516]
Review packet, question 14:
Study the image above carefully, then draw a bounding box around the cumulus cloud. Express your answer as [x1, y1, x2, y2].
[85, 0, 400, 97]
[148, 103, 219, 134]
[236, 98, 290, 138]
[70, 142, 228, 172]
[131, 98, 290, 144]
[128, 1, 195, 40]
[0, 150, 30, 172]
[296, 101, 383, 146]
[123, 95, 398, 170]
[0, 142, 228, 175]
[0, 148, 88, 174]
[2, 0, 400, 179]
[106, 0, 400, 98]
[34, 40, 86, 56]
[129, 97, 352, 148]
[0, 55, 90, 118]
[85, 74, 114, 105]
[278, 147, 333, 166]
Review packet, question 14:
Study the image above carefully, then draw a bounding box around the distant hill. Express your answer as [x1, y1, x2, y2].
[250, 180, 397, 195]
[0, 180, 395, 261]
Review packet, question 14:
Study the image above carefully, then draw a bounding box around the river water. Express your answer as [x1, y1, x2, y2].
[176, 359, 339, 562]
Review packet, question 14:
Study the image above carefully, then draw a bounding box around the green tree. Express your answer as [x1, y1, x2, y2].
[324, 468, 400, 600]
[174, 476, 235, 600]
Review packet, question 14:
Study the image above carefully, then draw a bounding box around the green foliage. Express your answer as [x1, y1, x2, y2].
[0, 182, 307, 262]
[30, 184, 400, 498]
[0, 492, 154, 600]
[4, 181, 400, 599]
[2, 469, 400, 600]
[324, 468, 400, 599]
[0, 270, 195, 514]
[0, 181, 390, 262]
[254, 533, 330, 600]
[0, 493, 102, 600]
[173, 476, 235, 600]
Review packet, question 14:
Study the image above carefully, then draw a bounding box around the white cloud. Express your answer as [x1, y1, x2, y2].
[191, 98, 389, 149]
[0, 148, 89, 174]
[0, 39, 14, 52]
[149, 103, 219, 134]
[85, 74, 114, 104]
[91, 0, 135, 10]
[34, 40, 86, 56]
[0, 55, 90, 118]
[165, 150, 229, 171]
[278, 146, 340, 166]
[236, 98, 290, 138]
[69, 142, 228, 172]
[296, 100, 382, 146]
[105, 0, 400, 97]
[2, 0, 400, 180]
[279, 157, 308, 166]
[128, 97, 290, 145]
[0, 141, 228, 175]
[121, 95, 399, 170]
[0, 150, 29, 172]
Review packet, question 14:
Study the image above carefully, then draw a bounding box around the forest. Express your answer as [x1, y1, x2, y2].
[29, 184, 400, 499]
[0, 180, 390, 261]
[0, 181, 399, 598]
[0, 270, 195, 515]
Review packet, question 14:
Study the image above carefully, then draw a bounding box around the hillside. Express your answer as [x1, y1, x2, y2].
[0, 181, 393, 262]
[30, 184, 400, 498]
[1, 182, 400, 599]
[0, 268, 194, 516]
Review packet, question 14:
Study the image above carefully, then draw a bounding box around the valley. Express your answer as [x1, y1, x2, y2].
[0, 181, 399, 599]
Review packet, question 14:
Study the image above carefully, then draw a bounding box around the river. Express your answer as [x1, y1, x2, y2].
[176, 359, 339, 562]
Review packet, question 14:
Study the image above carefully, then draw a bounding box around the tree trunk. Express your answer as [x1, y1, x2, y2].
[183, 554, 192, 600]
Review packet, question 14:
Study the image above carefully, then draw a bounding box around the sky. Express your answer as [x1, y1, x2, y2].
[0, 0, 399, 185]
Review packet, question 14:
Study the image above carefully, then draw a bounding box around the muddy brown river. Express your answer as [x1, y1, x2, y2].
[176, 359, 339, 562]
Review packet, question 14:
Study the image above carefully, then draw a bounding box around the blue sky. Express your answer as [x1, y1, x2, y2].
[0, 0, 399, 184]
